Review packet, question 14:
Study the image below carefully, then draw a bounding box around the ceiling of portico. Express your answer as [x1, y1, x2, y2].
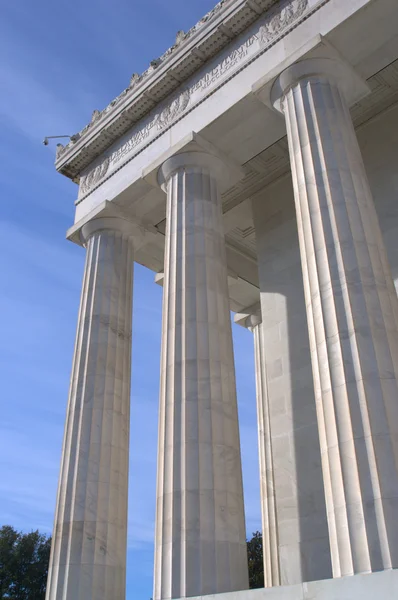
[221, 57, 398, 266]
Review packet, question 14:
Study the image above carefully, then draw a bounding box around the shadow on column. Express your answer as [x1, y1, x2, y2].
[253, 175, 332, 585]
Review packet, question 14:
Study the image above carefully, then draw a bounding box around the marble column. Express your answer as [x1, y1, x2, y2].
[272, 58, 398, 577]
[154, 152, 249, 600]
[46, 216, 135, 600]
[236, 311, 281, 587]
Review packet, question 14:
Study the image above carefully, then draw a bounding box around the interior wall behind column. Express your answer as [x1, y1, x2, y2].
[252, 177, 332, 586]
[357, 102, 398, 287]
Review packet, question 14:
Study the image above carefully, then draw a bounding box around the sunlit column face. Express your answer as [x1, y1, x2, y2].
[274, 61, 398, 578]
[46, 222, 135, 600]
[154, 153, 249, 600]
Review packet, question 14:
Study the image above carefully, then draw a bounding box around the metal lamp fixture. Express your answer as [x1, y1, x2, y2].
[42, 134, 79, 146]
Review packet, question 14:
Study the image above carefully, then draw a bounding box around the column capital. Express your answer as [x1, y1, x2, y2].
[234, 302, 262, 331]
[253, 37, 369, 114]
[271, 57, 365, 113]
[142, 131, 244, 193]
[66, 200, 157, 249]
[158, 151, 232, 192]
[81, 215, 141, 244]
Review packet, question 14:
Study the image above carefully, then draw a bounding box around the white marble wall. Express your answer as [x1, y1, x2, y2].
[252, 176, 332, 585]
[46, 218, 134, 600]
[357, 102, 398, 291]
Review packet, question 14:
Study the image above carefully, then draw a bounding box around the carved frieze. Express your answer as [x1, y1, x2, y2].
[78, 0, 309, 198]
[157, 89, 191, 129]
[79, 88, 192, 192]
[80, 157, 110, 196]
[259, 0, 308, 45]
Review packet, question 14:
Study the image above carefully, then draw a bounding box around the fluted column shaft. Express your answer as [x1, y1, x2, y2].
[46, 217, 135, 600]
[242, 314, 280, 587]
[251, 320, 280, 587]
[154, 152, 249, 600]
[273, 59, 398, 577]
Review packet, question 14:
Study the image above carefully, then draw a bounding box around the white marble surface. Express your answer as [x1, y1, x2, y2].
[273, 58, 398, 577]
[251, 316, 281, 588]
[357, 102, 398, 293]
[252, 177, 332, 585]
[172, 568, 398, 600]
[234, 307, 282, 587]
[154, 151, 248, 600]
[46, 217, 135, 600]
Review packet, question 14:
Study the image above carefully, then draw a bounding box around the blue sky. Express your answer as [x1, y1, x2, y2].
[0, 1, 260, 597]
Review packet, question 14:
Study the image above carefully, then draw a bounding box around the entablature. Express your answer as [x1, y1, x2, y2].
[55, 0, 281, 179]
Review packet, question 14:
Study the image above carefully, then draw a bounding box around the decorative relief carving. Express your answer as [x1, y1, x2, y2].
[156, 89, 190, 129]
[55, 144, 65, 160]
[189, 34, 258, 94]
[80, 157, 110, 196]
[259, 0, 308, 45]
[191, 0, 231, 33]
[112, 88, 191, 166]
[91, 109, 100, 123]
[79, 88, 191, 191]
[129, 73, 141, 88]
[149, 58, 162, 71]
[175, 30, 186, 46]
[78, 0, 309, 197]
[111, 122, 155, 165]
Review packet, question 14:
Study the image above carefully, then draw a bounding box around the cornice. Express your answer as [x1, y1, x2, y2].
[55, 0, 279, 179]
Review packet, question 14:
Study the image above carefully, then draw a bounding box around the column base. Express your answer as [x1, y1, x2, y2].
[176, 570, 398, 600]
